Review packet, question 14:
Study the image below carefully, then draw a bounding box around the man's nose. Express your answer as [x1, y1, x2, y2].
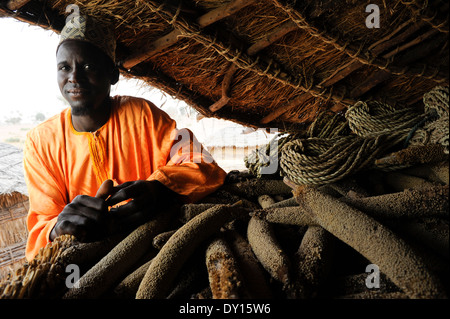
[68, 66, 82, 83]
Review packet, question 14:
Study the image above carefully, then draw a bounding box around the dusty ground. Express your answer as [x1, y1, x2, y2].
[0, 124, 33, 150]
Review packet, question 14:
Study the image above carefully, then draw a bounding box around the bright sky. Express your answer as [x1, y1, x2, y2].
[0, 18, 61, 121]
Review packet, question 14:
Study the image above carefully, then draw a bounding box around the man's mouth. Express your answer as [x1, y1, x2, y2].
[67, 89, 87, 93]
[66, 88, 90, 98]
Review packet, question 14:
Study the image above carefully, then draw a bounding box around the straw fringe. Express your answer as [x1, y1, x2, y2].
[6, 0, 448, 131]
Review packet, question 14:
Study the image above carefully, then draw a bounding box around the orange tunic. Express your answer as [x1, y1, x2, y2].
[23, 95, 226, 260]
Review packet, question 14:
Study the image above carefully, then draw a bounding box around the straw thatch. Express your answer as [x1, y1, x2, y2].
[0, 194, 28, 279]
[0, 143, 29, 279]
[1, 0, 448, 133]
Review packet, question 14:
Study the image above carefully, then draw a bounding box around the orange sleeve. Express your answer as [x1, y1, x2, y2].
[23, 133, 67, 261]
[149, 127, 227, 203]
[140, 103, 226, 203]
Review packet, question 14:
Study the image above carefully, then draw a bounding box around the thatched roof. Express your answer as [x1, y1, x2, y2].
[1, 0, 448, 133]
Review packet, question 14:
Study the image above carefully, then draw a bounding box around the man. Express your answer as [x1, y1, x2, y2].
[23, 14, 227, 261]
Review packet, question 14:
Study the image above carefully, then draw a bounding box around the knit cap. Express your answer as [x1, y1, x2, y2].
[59, 14, 116, 63]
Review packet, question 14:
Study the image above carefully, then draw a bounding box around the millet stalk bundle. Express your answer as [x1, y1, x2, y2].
[293, 225, 335, 298]
[247, 215, 292, 289]
[136, 201, 248, 299]
[294, 186, 447, 299]
[64, 210, 172, 299]
[224, 230, 273, 299]
[205, 236, 245, 299]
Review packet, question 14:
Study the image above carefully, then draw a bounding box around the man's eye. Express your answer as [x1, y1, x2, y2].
[84, 64, 96, 70]
[58, 65, 70, 71]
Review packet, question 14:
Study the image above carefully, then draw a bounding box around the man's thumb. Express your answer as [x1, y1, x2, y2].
[95, 179, 114, 199]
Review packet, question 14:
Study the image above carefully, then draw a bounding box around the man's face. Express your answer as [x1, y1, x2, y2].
[56, 40, 113, 115]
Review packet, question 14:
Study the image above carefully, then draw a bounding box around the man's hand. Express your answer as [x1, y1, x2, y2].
[50, 179, 180, 242]
[49, 180, 114, 241]
[105, 180, 179, 233]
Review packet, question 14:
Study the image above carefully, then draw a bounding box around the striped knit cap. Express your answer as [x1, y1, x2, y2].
[59, 14, 116, 63]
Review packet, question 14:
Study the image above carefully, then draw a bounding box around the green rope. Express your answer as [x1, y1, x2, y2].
[280, 131, 409, 185]
[345, 100, 425, 137]
[246, 86, 448, 185]
[408, 85, 449, 154]
[244, 132, 302, 179]
[280, 95, 435, 186]
[244, 111, 348, 178]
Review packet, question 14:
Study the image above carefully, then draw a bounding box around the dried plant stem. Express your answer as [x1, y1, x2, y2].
[210, 20, 297, 112]
[6, 0, 31, 10]
[123, 0, 256, 69]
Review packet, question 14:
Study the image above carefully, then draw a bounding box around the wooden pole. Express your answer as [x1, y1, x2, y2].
[350, 31, 445, 98]
[319, 22, 426, 87]
[7, 0, 32, 10]
[260, 94, 310, 124]
[246, 21, 297, 56]
[209, 20, 298, 112]
[122, 0, 256, 69]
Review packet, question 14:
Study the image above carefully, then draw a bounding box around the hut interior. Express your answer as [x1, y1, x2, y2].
[0, 0, 448, 301]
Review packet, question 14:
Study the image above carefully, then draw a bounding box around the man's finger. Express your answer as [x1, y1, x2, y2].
[108, 198, 143, 218]
[106, 182, 143, 206]
[71, 195, 107, 213]
[54, 219, 89, 241]
[95, 179, 115, 199]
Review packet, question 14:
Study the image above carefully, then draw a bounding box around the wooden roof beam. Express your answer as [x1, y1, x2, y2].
[260, 94, 311, 125]
[6, 0, 32, 11]
[350, 31, 446, 99]
[121, 0, 256, 70]
[209, 20, 298, 112]
[128, 0, 355, 115]
[272, 0, 446, 82]
[319, 21, 426, 88]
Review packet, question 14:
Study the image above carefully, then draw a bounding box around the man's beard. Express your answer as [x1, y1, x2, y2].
[71, 105, 93, 116]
